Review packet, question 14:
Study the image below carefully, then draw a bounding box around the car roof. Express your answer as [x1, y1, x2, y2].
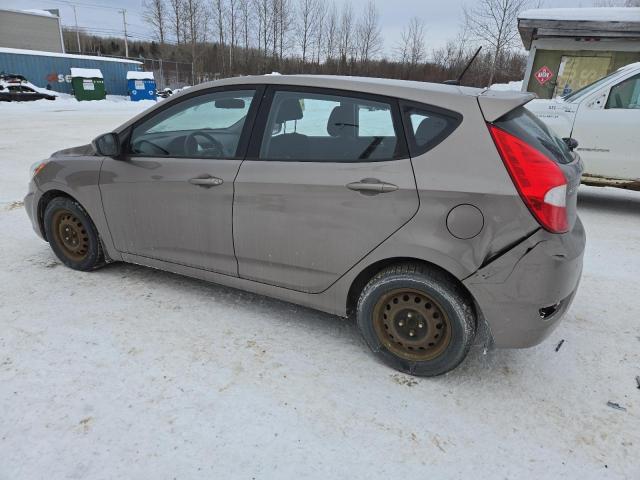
[116, 74, 534, 132]
[192, 74, 484, 100]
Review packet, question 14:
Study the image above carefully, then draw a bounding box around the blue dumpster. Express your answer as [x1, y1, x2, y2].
[126, 71, 156, 101]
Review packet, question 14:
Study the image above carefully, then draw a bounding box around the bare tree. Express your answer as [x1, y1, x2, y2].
[168, 0, 183, 44]
[311, 0, 325, 64]
[213, 0, 226, 74]
[297, 0, 320, 65]
[184, 0, 208, 80]
[464, 0, 530, 86]
[432, 24, 471, 73]
[276, 0, 294, 61]
[324, 1, 338, 62]
[143, 0, 167, 44]
[337, 1, 354, 68]
[356, 0, 382, 65]
[239, 0, 252, 66]
[254, 0, 273, 70]
[395, 17, 426, 77]
[228, 0, 239, 71]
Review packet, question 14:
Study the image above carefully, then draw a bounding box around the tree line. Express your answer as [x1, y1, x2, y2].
[64, 0, 536, 88]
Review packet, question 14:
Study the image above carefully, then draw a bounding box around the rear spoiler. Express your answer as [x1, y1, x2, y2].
[478, 90, 536, 122]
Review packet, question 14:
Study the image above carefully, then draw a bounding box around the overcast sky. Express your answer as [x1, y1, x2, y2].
[4, 0, 593, 55]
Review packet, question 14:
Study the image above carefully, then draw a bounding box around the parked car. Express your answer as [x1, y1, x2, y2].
[526, 62, 640, 190]
[0, 74, 56, 102]
[25, 75, 585, 376]
[156, 87, 173, 98]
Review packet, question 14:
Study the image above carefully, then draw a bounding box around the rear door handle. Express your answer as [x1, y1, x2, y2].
[347, 178, 398, 194]
[189, 176, 224, 187]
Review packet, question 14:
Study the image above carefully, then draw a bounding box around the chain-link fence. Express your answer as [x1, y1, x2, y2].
[64, 51, 194, 90]
[140, 58, 194, 90]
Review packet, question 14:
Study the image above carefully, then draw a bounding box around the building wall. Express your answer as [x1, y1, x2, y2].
[524, 38, 640, 99]
[0, 10, 63, 53]
[0, 50, 142, 96]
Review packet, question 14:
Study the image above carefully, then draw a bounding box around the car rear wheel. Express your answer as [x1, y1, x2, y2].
[43, 197, 105, 271]
[357, 263, 476, 376]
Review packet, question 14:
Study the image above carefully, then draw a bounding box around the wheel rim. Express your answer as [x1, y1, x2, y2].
[372, 288, 452, 362]
[51, 209, 90, 262]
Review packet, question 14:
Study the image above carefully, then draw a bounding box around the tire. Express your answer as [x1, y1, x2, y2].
[357, 263, 476, 377]
[43, 197, 105, 271]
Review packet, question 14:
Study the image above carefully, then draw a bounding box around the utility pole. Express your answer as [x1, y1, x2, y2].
[72, 5, 81, 53]
[120, 9, 129, 58]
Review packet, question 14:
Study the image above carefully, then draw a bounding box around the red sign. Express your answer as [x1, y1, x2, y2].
[534, 66, 554, 86]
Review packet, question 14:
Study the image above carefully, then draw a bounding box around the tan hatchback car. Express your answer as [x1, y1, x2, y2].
[25, 75, 586, 376]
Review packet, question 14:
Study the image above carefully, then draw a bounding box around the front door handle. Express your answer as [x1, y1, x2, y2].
[189, 176, 224, 187]
[347, 178, 399, 195]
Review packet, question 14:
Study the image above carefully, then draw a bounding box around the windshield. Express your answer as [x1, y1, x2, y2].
[562, 69, 626, 102]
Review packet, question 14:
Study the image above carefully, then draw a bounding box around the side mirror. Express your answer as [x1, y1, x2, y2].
[563, 137, 578, 151]
[92, 132, 121, 157]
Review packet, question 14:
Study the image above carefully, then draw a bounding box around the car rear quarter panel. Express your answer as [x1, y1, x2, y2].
[405, 96, 540, 275]
[313, 97, 541, 317]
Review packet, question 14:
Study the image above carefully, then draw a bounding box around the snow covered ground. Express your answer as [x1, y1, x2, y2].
[1, 98, 639, 479]
[489, 80, 524, 92]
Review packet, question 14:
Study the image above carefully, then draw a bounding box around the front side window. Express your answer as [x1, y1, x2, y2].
[130, 89, 255, 158]
[259, 90, 401, 162]
[605, 74, 640, 109]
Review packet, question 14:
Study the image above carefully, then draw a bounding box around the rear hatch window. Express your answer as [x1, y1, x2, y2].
[493, 107, 574, 165]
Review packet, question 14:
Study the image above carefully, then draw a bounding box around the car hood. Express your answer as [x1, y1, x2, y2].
[51, 143, 95, 158]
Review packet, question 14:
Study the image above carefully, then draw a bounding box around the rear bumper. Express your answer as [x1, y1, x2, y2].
[463, 218, 585, 348]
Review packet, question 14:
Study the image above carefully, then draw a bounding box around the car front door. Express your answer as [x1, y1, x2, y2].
[99, 87, 261, 275]
[572, 73, 640, 180]
[233, 86, 419, 293]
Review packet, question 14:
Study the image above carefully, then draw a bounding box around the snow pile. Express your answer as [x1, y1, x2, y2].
[70, 68, 103, 79]
[519, 7, 640, 22]
[22, 9, 56, 17]
[126, 71, 155, 80]
[489, 80, 523, 92]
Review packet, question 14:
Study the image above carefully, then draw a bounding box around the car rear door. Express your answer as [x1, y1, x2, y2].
[233, 86, 419, 293]
[571, 73, 640, 179]
[99, 86, 261, 275]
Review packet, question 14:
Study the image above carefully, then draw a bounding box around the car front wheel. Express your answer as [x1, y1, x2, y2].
[357, 263, 476, 376]
[43, 197, 105, 271]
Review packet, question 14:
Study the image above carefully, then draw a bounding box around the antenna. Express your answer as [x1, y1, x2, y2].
[443, 46, 482, 86]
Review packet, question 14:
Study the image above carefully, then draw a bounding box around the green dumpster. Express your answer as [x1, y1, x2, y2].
[70, 68, 106, 101]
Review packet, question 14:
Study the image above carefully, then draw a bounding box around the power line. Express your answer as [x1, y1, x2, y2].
[39, 0, 141, 14]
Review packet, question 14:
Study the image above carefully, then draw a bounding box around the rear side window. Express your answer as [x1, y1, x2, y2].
[401, 103, 462, 156]
[494, 107, 573, 165]
[258, 90, 404, 162]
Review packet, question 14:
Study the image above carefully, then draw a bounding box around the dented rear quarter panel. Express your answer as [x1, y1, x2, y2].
[464, 218, 586, 347]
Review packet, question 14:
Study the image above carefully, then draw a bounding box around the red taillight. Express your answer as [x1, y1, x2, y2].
[488, 124, 569, 233]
